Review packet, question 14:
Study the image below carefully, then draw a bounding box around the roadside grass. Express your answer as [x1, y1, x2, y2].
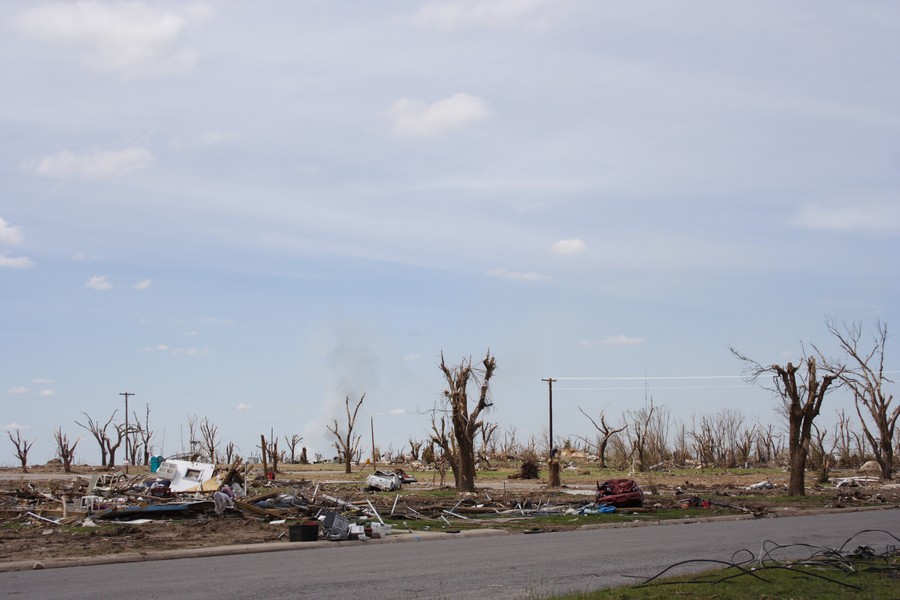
[545, 555, 900, 599]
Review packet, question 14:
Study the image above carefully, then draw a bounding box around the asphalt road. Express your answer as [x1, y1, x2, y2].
[2, 510, 897, 599]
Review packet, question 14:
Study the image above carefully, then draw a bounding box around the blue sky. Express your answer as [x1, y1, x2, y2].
[2, 1, 898, 464]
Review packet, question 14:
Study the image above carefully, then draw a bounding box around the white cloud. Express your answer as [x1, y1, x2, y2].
[793, 202, 900, 233]
[6, 387, 29, 395]
[133, 279, 152, 290]
[0, 254, 35, 269]
[0, 217, 25, 245]
[552, 238, 587, 255]
[3, 423, 30, 431]
[389, 93, 492, 137]
[412, 0, 553, 30]
[14, 1, 213, 78]
[581, 335, 647, 347]
[139, 344, 169, 352]
[388, 408, 408, 416]
[235, 402, 252, 411]
[39, 389, 55, 397]
[486, 267, 551, 282]
[172, 347, 208, 356]
[401, 353, 421, 361]
[85, 275, 112, 290]
[26, 146, 154, 180]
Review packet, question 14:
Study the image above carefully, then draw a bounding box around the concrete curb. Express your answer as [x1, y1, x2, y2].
[0, 528, 511, 573]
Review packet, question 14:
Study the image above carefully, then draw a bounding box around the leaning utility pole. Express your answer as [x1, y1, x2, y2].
[120, 392, 135, 473]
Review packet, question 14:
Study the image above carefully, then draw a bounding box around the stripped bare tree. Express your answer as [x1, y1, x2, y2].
[579, 407, 626, 468]
[199, 417, 219, 464]
[327, 394, 364, 474]
[824, 319, 897, 479]
[284, 434, 303, 463]
[75, 411, 116, 467]
[407, 437, 422, 461]
[437, 351, 497, 492]
[132, 404, 154, 466]
[54, 428, 80, 472]
[7, 430, 35, 473]
[732, 347, 842, 495]
[478, 421, 499, 467]
[104, 423, 126, 469]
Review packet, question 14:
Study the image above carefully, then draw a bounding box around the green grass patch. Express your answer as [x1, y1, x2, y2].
[548, 556, 900, 599]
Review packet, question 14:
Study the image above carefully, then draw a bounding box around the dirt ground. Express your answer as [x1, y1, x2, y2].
[1, 464, 897, 565]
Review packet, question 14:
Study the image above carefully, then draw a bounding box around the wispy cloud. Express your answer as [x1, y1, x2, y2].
[39, 389, 55, 398]
[14, 1, 213, 79]
[235, 402, 252, 411]
[6, 387, 29, 395]
[793, 202, 900, 233]
[171, 347, 208, 357]
[139, 344, 207, 356]
[552, 238, 587, 255]
[411, 0, 555, 30]
[3, 423, 30, 431]
[389, 93, 492, 137]
[487, 267, 551, 282]
[85, 275, 113, 290]
[26, 147, 154, 180]
[581, 335, 647, 347]
[0, 217, 25, 245]
[0, 254, 34, 269]
[388, 408, 408, 416]
[139, 344, 170, 352]
[133, 279, 152, 291]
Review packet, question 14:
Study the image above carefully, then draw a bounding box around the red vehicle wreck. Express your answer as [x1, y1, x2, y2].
[595, 478, 644, 508]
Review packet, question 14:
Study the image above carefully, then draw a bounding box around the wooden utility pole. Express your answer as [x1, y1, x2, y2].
[120, 392, 134, 474]
[371, 417, 377, 470]
[541, 378, 560, 487]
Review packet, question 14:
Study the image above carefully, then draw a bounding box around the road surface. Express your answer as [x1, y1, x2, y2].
[2, 509, 897, 599]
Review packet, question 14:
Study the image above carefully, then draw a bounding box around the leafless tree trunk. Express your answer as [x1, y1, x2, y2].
[429, 411, 459, 487]
[809, 423, 836, 484]
[407, 438, 422, 461]
[825, 319, 897, 480]
[437, 351, 497, 492]
[199, 417, 219, 464]
[732, 347, 841, 495]
[186, 414, 199, 458]
[7, 430, 35, 473]
[105, 423, 126, 469]
[327, 394, 364, 474]
[54, 428, 80, 472]
[132, 404, 154, 466]
[478, 421, 498, 467]
[579, 407, 626, 468]
[284, 434, 303, 463]
[75, 411, 115, 467]
[500, 427, 519, 459]
[224, 441, 238, 464]
[833, 410, 855, 467]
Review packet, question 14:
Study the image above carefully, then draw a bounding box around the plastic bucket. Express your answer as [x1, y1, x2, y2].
[289, 522, 319, 542]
